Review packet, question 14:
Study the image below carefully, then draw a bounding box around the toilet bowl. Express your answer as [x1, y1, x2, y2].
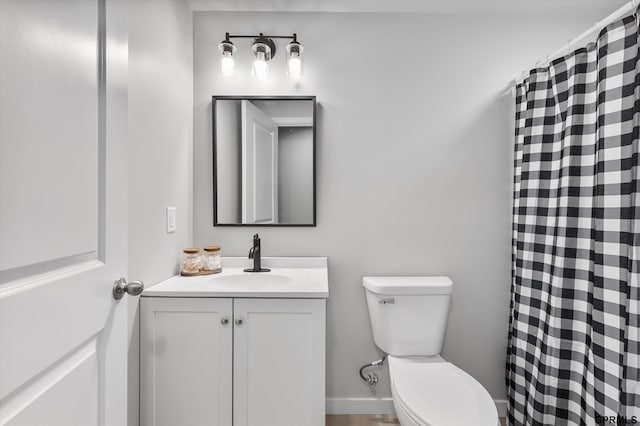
[362, 276, 498, 426]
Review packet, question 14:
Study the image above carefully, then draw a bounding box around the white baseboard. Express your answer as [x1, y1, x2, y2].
[326, 398, 395, 415]
[326, 398, 509, 417]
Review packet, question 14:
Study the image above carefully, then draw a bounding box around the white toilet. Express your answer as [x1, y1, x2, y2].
[363, 276, 499, 426]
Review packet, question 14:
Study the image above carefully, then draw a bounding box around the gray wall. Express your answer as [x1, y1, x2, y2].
[193, 10, 613, 404]
[278, 126, 314, 224]
[128, 0, 193, 424]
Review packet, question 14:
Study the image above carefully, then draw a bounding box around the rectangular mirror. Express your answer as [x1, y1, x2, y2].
[212, 96, 316, 226]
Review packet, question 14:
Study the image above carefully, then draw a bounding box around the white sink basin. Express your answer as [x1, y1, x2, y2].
[142, 257, 328, 298]
[210, 273, 292, 289]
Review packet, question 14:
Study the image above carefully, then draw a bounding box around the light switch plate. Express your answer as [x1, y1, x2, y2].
[166, 207, 176, 233]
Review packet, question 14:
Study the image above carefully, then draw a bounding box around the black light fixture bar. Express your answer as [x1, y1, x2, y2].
[226, 33, 298, 40]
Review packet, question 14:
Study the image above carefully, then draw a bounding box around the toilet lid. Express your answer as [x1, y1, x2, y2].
[388, 356, 498, 426]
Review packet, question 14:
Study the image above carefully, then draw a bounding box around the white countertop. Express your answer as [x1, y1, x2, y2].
[142, 257, 329, 298]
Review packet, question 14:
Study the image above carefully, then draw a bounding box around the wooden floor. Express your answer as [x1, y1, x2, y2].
[326, 414, 508, 425]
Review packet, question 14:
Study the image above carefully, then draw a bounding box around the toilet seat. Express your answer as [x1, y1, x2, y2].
[388, 356, 498, 426]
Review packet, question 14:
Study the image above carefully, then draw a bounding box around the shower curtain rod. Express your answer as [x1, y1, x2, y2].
[514, 0, 639, 84]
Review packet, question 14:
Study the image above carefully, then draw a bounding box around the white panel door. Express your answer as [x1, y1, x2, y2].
[241, 100, 278, 224]
[0, 0, 129, 425]
[140, 297, 233, 426]
[233, 298, 326, 426]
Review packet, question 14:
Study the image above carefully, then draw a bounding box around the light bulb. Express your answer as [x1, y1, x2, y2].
[288, 56, 302, 79]
[221, 53, 235, 77]
[253, 52, 269, 80]
[218, 37, 236, 78]
[286, 38, 304, 80]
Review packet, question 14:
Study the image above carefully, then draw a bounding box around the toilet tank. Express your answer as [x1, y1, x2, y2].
[363, 276, 453, 356]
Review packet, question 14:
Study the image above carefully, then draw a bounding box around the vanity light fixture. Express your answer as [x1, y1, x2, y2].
[218, 32, 304, 80]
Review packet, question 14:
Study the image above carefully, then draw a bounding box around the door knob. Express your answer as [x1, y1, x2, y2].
[221, 317, 229, 325]
[112, 277, 145, 300]
[235, 318, 243, 326]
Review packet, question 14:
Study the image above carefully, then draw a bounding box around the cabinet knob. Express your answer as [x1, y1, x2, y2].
[235, 318, 243, 326]
[221, 317, 229, 325]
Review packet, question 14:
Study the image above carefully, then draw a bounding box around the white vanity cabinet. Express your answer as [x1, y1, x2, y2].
[140, 296, 326, 426]
[140, 297, 233, 426]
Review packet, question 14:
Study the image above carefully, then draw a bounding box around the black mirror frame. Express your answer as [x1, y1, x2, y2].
[212, 95, 317, 227]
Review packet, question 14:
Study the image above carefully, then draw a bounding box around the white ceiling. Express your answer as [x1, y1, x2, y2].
[188, 0, 627, 15]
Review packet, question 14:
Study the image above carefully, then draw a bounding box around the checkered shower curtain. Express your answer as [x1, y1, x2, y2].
[506, 11, 640, 426]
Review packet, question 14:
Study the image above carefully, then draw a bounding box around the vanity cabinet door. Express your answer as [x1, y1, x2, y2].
[140, 297, 233, 426]
[233, 298, 326, 426]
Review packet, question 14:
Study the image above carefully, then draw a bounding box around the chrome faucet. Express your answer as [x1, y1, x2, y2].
[244, 234, 270, 273]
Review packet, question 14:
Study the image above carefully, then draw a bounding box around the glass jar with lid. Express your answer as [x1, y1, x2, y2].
[181, 248, 202, 276]
[201, 245, 222, 274]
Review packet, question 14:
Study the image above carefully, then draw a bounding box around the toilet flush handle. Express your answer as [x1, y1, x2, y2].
[379, 297, 395, 305]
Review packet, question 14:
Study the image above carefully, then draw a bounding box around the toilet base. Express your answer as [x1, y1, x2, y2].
[394, 398, 501, 426]
[394, 400, 501, 426]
